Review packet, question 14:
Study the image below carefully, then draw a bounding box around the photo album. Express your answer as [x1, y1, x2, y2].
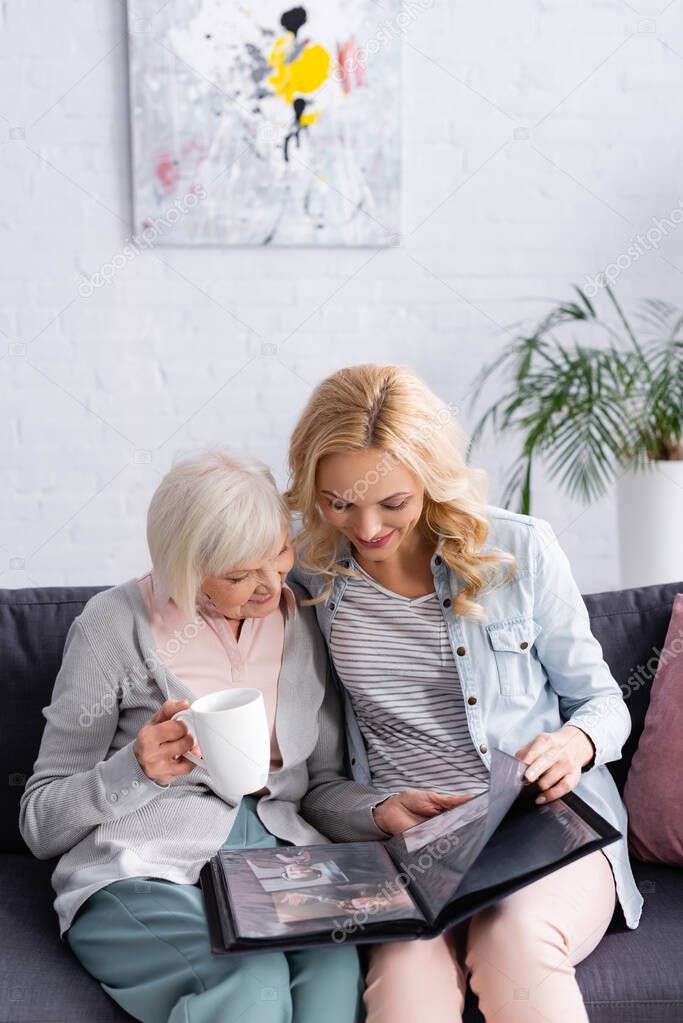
[200, 748, 621, 955]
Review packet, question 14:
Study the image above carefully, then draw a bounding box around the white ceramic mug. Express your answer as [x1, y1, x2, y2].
[171, 688, 270, 803]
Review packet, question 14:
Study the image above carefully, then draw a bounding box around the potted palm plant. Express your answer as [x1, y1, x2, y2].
[467, 285, 683, 588]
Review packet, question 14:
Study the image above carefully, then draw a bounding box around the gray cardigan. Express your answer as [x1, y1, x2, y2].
[18, 577, 390, 938]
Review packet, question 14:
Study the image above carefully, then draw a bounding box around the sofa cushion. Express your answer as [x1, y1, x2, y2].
[575, 861, 683, 1022]
[0, 853, 131, 1021]
[3, 854, 680, 1023]
[623, 593, 683, 865]
[462, 861, 683, 1023]
[0, 586, 108, 852]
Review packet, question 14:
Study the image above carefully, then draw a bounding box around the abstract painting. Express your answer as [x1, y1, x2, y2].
[127, 1, 402, 246]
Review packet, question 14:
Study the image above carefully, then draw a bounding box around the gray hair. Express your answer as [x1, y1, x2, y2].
[146, 448, 289, 617]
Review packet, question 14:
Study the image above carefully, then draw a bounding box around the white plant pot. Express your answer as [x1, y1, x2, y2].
[616, 461, 683, 589]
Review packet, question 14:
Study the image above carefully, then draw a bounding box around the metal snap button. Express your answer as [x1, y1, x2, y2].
[329, 602, 336, 610]
[434, 555, 442, 566]
[467, 696, 477, 705]
[520, 641, 529, 650]
[110, 793, 118, 802]
[456, 645, 466, 656]
[479, 743, 488, 754]
[443, 598, 452, 608]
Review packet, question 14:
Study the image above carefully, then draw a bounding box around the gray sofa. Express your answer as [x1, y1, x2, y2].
[1, 579, 681, 1022]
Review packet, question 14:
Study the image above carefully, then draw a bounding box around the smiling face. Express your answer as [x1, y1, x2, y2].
[201, 524, 294, 621]
[282, 865, 322, 881]
[316, 448, 428, 564]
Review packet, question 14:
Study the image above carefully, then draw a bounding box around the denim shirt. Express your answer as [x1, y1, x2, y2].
[289, 504, 643, 929]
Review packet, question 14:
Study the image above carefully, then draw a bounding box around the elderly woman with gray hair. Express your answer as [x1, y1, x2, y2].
[19, 449, 366, 1023]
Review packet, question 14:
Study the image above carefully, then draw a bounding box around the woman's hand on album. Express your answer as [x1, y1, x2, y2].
[514, 724, 596, 804]
[132, 699, 201, 787]
[372, 788, 476, 836]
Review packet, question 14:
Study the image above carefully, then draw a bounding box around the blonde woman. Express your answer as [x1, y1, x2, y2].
[285, 364, 643, 1023]
[19, 450, 363, 1023]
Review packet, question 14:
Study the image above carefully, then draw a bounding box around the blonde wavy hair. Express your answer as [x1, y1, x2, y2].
[284, 363, 518, 620]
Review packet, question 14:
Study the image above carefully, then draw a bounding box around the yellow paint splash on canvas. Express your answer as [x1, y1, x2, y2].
[267, 35, 331, 105]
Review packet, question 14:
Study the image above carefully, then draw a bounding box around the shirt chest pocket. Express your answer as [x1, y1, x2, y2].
[485, 616, 543, 697]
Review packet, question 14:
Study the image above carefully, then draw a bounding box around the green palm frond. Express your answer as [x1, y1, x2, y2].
[468, 286, 683, 514]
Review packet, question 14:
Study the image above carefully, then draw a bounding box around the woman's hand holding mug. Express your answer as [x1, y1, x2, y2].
[372, 788, 476, 836]
[132, 699, 199, 787]
[133, 690, 271, 800]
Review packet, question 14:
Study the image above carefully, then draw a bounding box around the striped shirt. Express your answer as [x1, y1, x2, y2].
[329, 559, 490, 796]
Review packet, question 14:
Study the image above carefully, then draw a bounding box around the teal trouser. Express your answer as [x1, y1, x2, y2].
[66, 797, 363, 1023]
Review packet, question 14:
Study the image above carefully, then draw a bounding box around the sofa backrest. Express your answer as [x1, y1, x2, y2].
[2, 586, 110, 853]
[582, 579, 682, 792]
[1, 579, 681, 853]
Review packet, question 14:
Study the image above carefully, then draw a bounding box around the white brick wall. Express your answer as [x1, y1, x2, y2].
[2, 0, 682, 593]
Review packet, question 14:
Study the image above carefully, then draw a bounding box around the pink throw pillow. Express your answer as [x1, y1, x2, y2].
[623, 593, 683, 865]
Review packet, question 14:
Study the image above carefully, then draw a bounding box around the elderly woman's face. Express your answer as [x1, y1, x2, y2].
[201, 525, 294, 621]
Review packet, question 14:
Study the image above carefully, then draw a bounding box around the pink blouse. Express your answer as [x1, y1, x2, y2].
[137, 571, 298, 771]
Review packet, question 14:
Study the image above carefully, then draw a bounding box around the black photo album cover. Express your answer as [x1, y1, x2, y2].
[200, 748, 621, 955]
